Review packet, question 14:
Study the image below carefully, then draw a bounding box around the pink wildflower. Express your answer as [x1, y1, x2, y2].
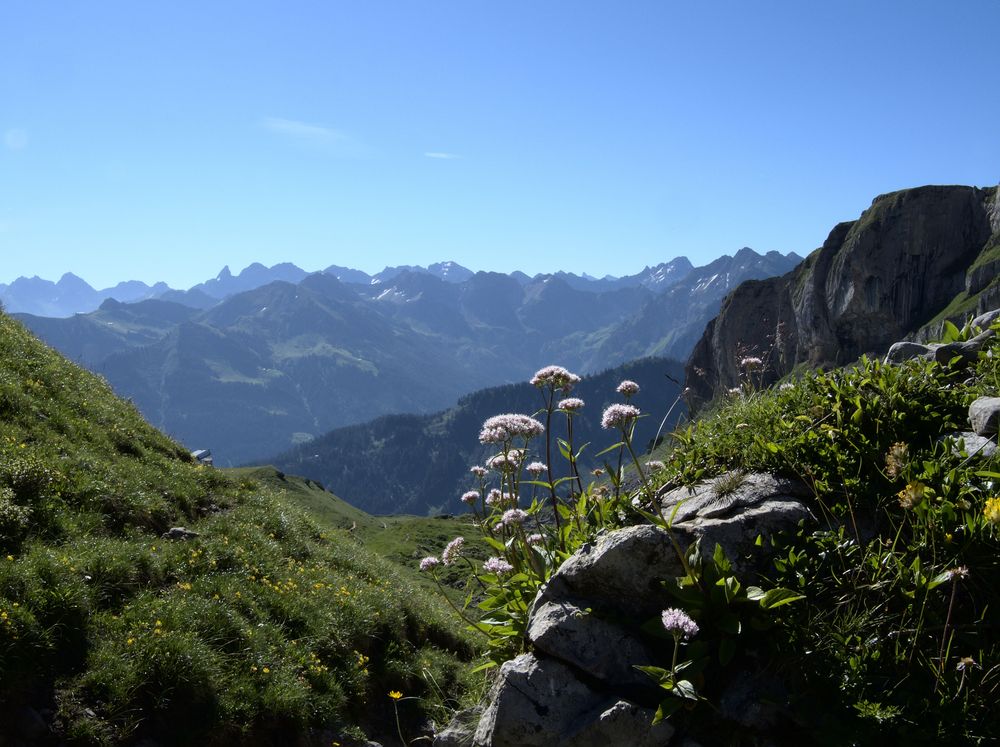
[601, 403, 641, 430]
[661, 608, 699, 640]
[469, 465, 487, 478]
[479, 414, 544, 444]
[419, 556, 440, 572]
[530, 365, 581, 391]
[483, 557, 514, 575]
[501, 508, 528, 526]
[526, 461, 547, 477]
[527, 533, 545, 546]
[558, 397, 585, 412]
[442, 537, 465, 565]
[460, 490, 479, 505]
[616, 380, 640, 397]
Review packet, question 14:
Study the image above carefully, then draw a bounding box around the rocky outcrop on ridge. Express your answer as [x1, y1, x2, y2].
[686, 185, 1000, 405]
[451, 472, 812, 747]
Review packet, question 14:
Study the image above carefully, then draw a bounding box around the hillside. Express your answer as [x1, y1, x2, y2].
[0, 311, 475, 745]
[17, 250, 797, 466]
[265, 356, 687, 515]
[687, 184, 1000, 404]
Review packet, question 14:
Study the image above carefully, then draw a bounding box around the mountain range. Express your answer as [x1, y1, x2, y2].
[1, 255, 723, 318]
[14, 250, 800, 466]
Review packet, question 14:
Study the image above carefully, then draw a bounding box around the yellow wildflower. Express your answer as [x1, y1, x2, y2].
[984, 497, 1000, 525]
[388, 690, 403, 701]
[898, 481, 927, 509]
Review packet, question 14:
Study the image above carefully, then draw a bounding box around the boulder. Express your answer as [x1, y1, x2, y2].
[161, 527, 199, 540]
[940, 431, 997, 459]
[569, 700, 674, 747]
[434, 707, 482, 747]
[471, 654, 606, 747]
[885, 341, 932, 364]
[540, 524, 692, 619]
[660, 472, 813, 577]
[969, 397, 1000, 436]
[972, 308, 1000, 329]
[527, 597, 656, 689]
[472, 654, 672, 747]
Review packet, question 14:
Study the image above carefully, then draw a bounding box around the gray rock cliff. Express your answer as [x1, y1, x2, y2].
[686, 185, 999, 404]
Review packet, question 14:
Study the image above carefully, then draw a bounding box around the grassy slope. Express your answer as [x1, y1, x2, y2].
[0, 312, 475, 745]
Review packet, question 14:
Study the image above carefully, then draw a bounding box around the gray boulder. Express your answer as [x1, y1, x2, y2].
[660, 472, 813, 577]
[885, 341, 932, 364]
[161, 526, 200, 540]
[434, 707, 482, 747]
[540, 524, 692, 619]
[472, 654, 672, 747]
[527, 597, 656, 689]
[972, 308, 1000, 329]
[570, 700, 675, 747]
[940, 431, 997, 459]
[970, 397, 1000, 436]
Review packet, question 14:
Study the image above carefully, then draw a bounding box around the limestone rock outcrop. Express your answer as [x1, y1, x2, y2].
[686, 185, 1000, 405]
[463, 472, 812, 746]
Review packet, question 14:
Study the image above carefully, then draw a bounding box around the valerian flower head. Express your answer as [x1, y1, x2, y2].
[485, 489, 516, 508]
[558, 397, 585, 412]
[487, 451, 524, 472]
[601, 403, 641, 430]
[483, 557, 514, 575]
[501, 508, 528, 527]
[740, 356, 763, 370]
[527, 533, 545, 546]
[530, 365, 581, 392]
[661, 607, 699, 640]
[469, 465, 488, 478]
[616, 380, 640, 397]
[479, 414, 544, 444]
[419, 556, 440, 572]
[526, 461, 547, 477]
[460, 490, 479, 505]
[442, 537, 465, 565]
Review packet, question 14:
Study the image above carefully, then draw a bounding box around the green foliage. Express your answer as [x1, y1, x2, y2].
[0, 312, 476, 744]
[649, 325, 1000, 742]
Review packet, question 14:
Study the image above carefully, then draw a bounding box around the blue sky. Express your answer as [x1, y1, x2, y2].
[1, 1, 998, 289]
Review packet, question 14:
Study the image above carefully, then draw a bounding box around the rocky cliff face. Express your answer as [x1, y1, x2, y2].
[686, 185, 1000, 404]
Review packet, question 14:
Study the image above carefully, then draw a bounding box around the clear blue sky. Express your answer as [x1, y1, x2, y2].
[2, 1, 998, 289]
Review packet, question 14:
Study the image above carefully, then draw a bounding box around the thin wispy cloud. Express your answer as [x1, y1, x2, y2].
[260, 117, 368, 157]
[424, 151, 460, 160]
[4, 128, 28, 151]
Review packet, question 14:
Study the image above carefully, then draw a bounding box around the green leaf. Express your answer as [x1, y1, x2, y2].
[673, 679, 699, 701]
[758, 587, 805, 609]
[470, 660, 498, 674]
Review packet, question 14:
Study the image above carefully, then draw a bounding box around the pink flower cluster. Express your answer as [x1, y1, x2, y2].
[460, 490, 479, 505]
[483, 557, 514, 575]
[419, 556, 440, 572]
[526, 461, 547, 477]
[616, 380, 640, 397]
[479, 414, 545, 444]
[501, 508, 528, 527]
[558, 397, 585, 412]
[530, 365, 581, 391]
[442, 536, 465, 565]
[661, 607, 699, 640]
[601, 403, 641, 430]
